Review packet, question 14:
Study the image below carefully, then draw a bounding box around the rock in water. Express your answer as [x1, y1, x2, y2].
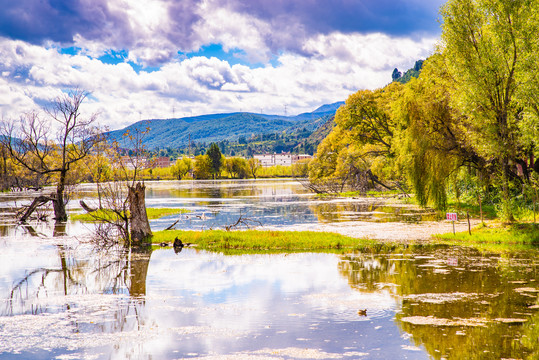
[173, 237, 183, 248]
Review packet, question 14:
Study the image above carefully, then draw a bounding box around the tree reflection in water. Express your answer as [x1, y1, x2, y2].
[338, 245, 539, 359]
[5, 222, 153, 338]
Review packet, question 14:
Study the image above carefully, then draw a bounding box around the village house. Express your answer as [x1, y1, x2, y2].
[253, 152, 313, 167]
[155, 156, 171, 168]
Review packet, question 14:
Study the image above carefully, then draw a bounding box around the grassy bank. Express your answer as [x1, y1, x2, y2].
[72, 208, 188, 222]
[151, 229, 377, 254]
[433, 223, 539, 250]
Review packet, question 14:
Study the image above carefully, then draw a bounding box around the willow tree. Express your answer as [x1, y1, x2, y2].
[392, 55, 487, 209]
[440, 0, 537, 220]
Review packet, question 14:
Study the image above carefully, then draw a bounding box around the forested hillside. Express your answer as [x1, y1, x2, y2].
[105, 102, 343, 156]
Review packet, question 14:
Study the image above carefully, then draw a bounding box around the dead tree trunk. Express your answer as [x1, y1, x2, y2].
[128, 182, 152, 244]
[18, 195, 51, 222]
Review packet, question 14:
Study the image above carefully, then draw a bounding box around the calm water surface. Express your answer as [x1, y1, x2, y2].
[0, 180, 538, 359]
[75, 179, 437, 231]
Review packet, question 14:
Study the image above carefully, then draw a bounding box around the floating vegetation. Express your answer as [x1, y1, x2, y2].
[403, 292, 485, 304]
[400, 316, 488, 327]
[514, 287, 539, 293]
[494, 318, 528, 324]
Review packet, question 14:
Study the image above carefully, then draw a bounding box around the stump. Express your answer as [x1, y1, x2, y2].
[128, 182, 152, 243]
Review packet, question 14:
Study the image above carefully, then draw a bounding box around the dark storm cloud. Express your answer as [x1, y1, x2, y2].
[222, 0, 442, 35]
[217, 0, 443, 53]
[0, 0, 125, 44]
[0, 0, 202, 53]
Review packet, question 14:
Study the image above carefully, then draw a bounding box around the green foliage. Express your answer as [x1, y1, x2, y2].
[392, 68, 402, 81]
[291, 158, 310, 177]
[247, 158, 261, 179]
[434, 223, 539, 245]
[72, 207, 188, 222]
[224, 157, 249, 178]
[393, 60, 424, 84]
[309, 84, 403, 193]
[193, 154, 212, 179]
[256, 164, 294, 178]
[206, 143, 223, 179]
[440, 0, 539, 220]
[171, 156, 193, 180]
[311, 1, 539, 218]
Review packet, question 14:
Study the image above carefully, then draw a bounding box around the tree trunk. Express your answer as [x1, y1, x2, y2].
[501, 157, 514, 222]
[128, 182, 152, 244]
[53, 171, 68, 221]
[478, 192, 483, 224]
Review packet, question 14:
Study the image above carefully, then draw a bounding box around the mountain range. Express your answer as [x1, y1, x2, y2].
[105, 102, 344, 150]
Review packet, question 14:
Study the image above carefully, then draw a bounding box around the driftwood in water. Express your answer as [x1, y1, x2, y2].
[18, 195, 52, 222]
[165, 219, 180, 230]
[224, 214, 262, 231]
[128, 182, 152, 243]
[80, 200, 97, 213]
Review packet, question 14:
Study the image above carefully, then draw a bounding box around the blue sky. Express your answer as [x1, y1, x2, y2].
[0, 0, 444, 129]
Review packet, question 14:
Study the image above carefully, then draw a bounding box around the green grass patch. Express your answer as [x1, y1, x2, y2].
[433, 223, 539, 250]
[445, 200, 497, 220]
[145, 208, 189, 219]
[72, 207, 188, 222]
[151, 229, 377, 254]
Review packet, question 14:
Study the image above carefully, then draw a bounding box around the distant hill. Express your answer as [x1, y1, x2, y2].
[105, 102, 344, 151]
[295, 115, 336, 154]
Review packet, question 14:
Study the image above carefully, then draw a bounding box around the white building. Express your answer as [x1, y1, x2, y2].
[253, 153, 312, 167]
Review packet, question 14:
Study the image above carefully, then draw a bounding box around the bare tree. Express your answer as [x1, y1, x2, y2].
[84, 125, 152, 245]
[115, 125, 153, 244]
[0, 89, 99, 221]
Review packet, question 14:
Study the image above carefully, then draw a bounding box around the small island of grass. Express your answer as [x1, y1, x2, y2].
[151, 229, 378, 254]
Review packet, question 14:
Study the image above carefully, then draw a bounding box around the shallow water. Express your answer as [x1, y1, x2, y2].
[72, 179, 438, 233]
[1, 180, 538, 359]
[1, 231, 538, 359]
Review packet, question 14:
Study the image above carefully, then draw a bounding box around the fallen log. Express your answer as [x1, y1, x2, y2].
[19, 195, 52, 223]
[80, 200, 97, 213]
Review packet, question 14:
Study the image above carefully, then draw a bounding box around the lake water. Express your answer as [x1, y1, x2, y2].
[0, 179, 538, 359]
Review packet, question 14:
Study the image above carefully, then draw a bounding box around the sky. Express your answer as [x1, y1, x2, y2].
[0, 0, 445, 130]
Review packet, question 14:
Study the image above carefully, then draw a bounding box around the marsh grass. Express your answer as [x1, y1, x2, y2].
[151, 229, 377, 254]
[72, 208, 189, 222]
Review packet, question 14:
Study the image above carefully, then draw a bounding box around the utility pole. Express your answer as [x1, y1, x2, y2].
[284, 105, 287, 116]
